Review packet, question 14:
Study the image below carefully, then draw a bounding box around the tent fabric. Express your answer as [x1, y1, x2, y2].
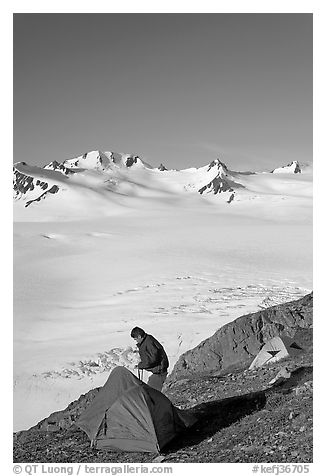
[77, 365, 142, 442]
[249, 335, 303, 370]
[143, 384, 190, 450]
[77, 366, 196, 453]
[97, 438, 159, 452]
[95, 389, 159, 452]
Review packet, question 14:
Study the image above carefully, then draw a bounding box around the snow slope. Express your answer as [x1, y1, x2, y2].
[13, 152, 312, 431]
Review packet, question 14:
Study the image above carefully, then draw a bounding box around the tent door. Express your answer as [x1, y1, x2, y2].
[94, 411, 108, 444]
[103, 412, 108, 435]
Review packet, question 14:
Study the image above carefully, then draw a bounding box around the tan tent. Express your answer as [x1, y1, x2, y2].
[249, 335, 303, 370]
[77, 366, 196, 453]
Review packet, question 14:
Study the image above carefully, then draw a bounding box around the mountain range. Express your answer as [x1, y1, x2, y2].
[13, 151, 311, 213]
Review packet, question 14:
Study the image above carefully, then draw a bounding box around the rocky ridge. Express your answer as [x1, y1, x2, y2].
[168, 292, 312, 383]
[13, 166, 61, 207]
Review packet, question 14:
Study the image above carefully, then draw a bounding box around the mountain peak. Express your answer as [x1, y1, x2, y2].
[61, 150, 150, 172]
[62, 150, 111, 171]
[207, 158, 228, 175]
[271, 161, 301, 174]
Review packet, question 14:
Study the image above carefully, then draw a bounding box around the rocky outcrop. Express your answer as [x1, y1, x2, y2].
[25, 185, 60, 207]
[198, 176, 244, 195]
[13, 167, 62, 207]
[13, 168, 48, 198]
[44, 161, 76, 175]
[125, 155, 141, 167]
[168, 292, 312, 382]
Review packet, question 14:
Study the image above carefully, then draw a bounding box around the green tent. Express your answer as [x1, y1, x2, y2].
[77, 366, 196, 453]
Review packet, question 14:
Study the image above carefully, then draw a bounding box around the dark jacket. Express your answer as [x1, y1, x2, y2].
[137, 334, 169, 374]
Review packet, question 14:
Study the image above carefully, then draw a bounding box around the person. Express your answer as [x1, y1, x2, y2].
[131, 326, 169, 392]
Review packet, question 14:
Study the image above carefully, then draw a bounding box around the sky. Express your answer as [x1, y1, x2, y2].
[13, 13, 312, 172]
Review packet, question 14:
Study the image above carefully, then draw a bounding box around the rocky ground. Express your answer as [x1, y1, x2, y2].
[14, 328, 312, 464]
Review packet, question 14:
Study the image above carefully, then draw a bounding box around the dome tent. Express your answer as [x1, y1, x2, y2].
[77, 366, 196, 453]
[249, 335, 303, 370]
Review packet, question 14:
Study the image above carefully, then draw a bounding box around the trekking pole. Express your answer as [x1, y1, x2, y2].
[137, 369, 144, 381]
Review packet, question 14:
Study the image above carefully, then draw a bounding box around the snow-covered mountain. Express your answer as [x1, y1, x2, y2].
[271, 160, 302, 174]
[13, 150, 311, 217]
[13, 152, 242, 211]
[62, 150, 151, 171]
